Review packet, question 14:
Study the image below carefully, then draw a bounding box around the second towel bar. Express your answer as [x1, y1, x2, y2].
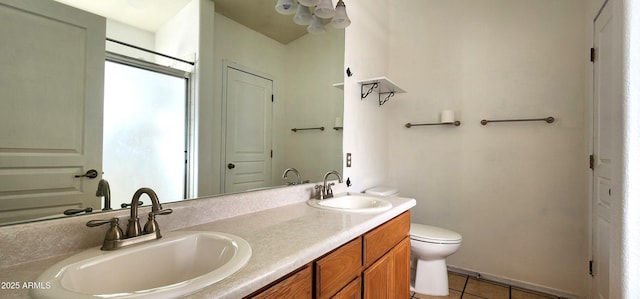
[480, 117, 554, 125]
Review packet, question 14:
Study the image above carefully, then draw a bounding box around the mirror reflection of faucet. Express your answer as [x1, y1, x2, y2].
[86, 187, 172, 251]
[282, 168, 302, 185]
[63, 207, 93, 216]
[96, 179, 112, 211]
[121, 201, 143, 209]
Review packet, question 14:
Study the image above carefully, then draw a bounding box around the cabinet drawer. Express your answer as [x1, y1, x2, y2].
[316, 237, 362, 299]
[363, 211, 410, 267]
[332, 276, 361, 299]
[250, 265, 312, 299]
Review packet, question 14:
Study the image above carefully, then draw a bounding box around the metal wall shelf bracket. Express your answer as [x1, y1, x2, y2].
[405, 121, 461, 128]
[480, 116, 555, 125]
[379, 92, 395, 106]
[357, 77, 406, 106]
[361, 83, 378, 99]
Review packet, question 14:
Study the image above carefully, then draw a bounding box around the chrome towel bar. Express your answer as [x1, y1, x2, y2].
[405, 121, 461, 128]
[480, 116, 554, 125]
[291, 127, 325, 132]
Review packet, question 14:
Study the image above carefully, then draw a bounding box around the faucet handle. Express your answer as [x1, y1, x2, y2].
[314, 185, 324, 200]
[152, 208, 173, 216]
[326, 182, 335, 198]
[143, 208, 173, 236]
[87, 218, 124, 242]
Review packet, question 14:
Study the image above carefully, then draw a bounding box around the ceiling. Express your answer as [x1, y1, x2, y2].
[55, 0, 308, 44]
[214, 0, 308, 44]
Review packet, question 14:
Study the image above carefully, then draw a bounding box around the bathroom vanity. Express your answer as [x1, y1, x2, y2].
[0, 183, 415, 298]
[248, 211, 410, 298]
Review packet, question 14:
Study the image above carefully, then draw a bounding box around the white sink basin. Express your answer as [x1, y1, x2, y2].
[307, 193, 393, 213]
[31, 231, 251, 299]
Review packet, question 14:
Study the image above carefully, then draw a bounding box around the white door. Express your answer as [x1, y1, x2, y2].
[592, 1, 614, 298]
[224, 66, 273, 193]
[0, 0, 105, 222]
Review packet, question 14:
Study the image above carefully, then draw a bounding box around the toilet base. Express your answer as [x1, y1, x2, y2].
[414, 259, 449, 296]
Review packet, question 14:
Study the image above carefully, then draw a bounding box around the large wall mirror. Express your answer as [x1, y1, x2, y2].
[0, 0, 344, 226]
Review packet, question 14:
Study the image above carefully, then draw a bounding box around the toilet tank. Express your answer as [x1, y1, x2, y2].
[364, 186, 400, 197]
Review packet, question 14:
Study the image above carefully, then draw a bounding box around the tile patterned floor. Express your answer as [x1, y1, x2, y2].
[410, 272, 561, 299]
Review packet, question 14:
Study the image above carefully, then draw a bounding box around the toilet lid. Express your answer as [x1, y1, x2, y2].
[410, 223, 462, 244]
[364, 186, 399, 196]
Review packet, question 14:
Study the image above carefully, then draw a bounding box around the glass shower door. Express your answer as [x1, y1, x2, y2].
[103, 60, 188, 208]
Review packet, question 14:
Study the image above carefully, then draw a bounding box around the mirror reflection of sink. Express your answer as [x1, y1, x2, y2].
[31, 231, 251, 299]
[307, 193, 393, 213]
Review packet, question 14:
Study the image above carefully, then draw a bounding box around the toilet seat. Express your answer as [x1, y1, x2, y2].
[410, 224, 462, 244]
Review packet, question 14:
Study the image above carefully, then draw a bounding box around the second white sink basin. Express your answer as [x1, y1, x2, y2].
[31, 231, 251, 299]
[307, 193, 393, 213]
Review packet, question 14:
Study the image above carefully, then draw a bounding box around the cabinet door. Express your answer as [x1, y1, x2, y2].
[362, 237, 411, 299]
[362, 250, 392, 299]
[250, 265, 312, 299]
[391, 237, 411, 298]
[332, 276, 361, 299]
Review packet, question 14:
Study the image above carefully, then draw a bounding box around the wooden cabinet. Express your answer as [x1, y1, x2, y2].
[249, 211, 410, 299]
[362, 237, 410, 299]
[316, 237, 362, 299]
[249, 265, 313, 299]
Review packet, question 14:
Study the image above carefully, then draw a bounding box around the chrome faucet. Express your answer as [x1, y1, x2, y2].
[96, 179, 112, 211]
[86, 187, 172, 250]
[315, 170, 343, 200]
[282, 167, 302, 185]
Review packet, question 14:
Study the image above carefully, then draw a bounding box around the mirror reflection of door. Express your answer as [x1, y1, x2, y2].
[224, 65, 273, 193]
[591, 1, 614, 297]
[103, 59, 190, 208]
[0, 0, 105, 223]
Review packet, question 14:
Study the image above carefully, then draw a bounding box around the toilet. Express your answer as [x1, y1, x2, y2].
[364, 186, 463, 296]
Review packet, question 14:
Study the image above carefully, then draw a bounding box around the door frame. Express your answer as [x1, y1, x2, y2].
[220, 60, 275, 192]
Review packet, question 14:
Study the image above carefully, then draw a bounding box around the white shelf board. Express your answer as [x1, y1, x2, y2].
[332, 83, 344, 90]
[357, 76, 406, 94]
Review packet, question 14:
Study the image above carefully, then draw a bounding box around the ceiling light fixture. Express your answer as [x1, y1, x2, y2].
[307, 14, 326, 34]
[329, 0, 350, 29]
[293, 4, 312, 25]
[275, 0, 351, 34]
[275, 0, 297, 15]
[298, 0, 320, 6]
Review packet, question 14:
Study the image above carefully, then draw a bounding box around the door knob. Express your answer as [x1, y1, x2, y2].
[75, 169, 98, 179]
[227, 163, 236, 169]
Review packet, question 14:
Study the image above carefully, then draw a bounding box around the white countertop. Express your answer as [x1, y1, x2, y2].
[1, 195, 415, 298]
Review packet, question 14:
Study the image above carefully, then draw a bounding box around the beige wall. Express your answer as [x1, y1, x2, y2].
[282, 30, 344, 183]
[342, 0, 392, 191]
[344, 0, 588, 296]
[387, 0, 587, 295]
[620, 2, 640, 298]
